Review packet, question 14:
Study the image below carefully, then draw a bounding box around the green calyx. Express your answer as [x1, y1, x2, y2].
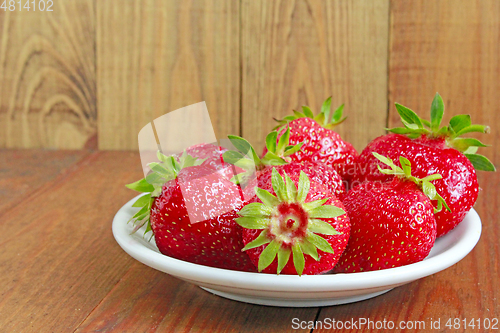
[388, 93, 495, 172]
[125, 150, 205, 235]
[222, 126, 303, 184]
[262, 127, 304, 164]
[236, 168, 345, 276]
[373, 152, 451, 214]
[273, 96, 346, 130]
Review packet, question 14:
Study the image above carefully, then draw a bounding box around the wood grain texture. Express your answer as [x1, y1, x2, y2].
[389, 0, 500, 164]
[0, 150, 318, 332]
[0, 149, 90, 212]
[0, 1, 97, 149]
[241, 0, 390, 153]
[0, 150, 497, 331]
[0, 151, 143, 332]
[96, 0, 240, 150]
[76, 263, 317, 333]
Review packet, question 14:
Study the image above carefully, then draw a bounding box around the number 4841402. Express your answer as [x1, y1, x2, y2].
[1, 0, 54, 11]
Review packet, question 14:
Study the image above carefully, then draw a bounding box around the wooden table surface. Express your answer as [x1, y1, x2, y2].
[0, 149, 498, 333]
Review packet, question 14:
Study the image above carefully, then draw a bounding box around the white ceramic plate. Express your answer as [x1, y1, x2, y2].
[112, 195, 482, 307]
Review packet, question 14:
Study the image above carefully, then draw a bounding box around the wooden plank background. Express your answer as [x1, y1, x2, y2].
[0, 0, 96, 149]
[241, 0, 389, 152]
[388, 0, 499, 164]
[1, 1, 499, 331]
[96, 0, 240, 150]
[1, 0, 499, 161]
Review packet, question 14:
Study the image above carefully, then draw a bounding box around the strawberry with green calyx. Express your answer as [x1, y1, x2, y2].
[374, 153, 450, 213]
[126, 149, 256, 272]
[387, 93, 494, 171]
[237, 168, 350, 275]
[273, 96, 347, 130]
[335, 153, 445, 273]
[184, 143, 245, 181]
[223, 128, 346, 198]
[268, 97, 358, 180]
[126, 150, 206, 234]
[225, 126, 304, 171]
[261, 127, 305, 165]
[353, 93, 494, 236]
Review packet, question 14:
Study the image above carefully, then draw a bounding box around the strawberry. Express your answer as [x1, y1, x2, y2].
[352, 93, 495, 236]
[224, 128, 346, 199]
[267, 97, 358, 180]
[183, 143, 243, 181]
[236, 168, 350, 275]
[126, 150, 255, 272]
[334, 153, 447, 273]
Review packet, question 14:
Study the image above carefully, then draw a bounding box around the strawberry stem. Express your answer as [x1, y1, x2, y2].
[222, 128, 304, 184]
[372, 152, 451, 213]
[125, 151, 206, 236]
[235, 168, 345, 275]
[273, 97, 347, 130]
[387, 93, 495, 172]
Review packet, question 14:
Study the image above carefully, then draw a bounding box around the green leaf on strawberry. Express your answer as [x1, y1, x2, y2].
[273, 96, 346, 130]
[125, 150, 206, 236]
[373, 152, 450, 213]
[430, 92, 445, 131]
[223, 127, 304, 184]
[464, 153, 496, 172]
[387, 92, 495, 172]
[126, 178, 155, 193]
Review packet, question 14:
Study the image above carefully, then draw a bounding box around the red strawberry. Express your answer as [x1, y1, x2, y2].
[266, 97, 358, 180]
[184, 143, 243, 181]
[224, 129, 346, 199]
[335, 153, 446, 273]
[244, 162, 346, 203]
[236, 168, 350, 275]
[352, 93, 494, 236]
[126, 150, 255, 272]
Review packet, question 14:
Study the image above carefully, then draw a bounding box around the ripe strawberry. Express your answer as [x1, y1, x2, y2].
[184, 143, 243, 181]
[272, 162, 346, 200]
[236, 168, 350, 275]
[267, 97, 358, 180]
[352, 93, 495, 236]
[126, 150, 255, 272]
[334, 153, 447, 273]
[224, 128, 346, 199]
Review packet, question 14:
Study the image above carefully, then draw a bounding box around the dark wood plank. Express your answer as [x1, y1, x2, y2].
[0, 151, 144, 332]
[0, 150, 317, 332]
[76, 264, 317, 333]
[0, 149, 90, 212]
